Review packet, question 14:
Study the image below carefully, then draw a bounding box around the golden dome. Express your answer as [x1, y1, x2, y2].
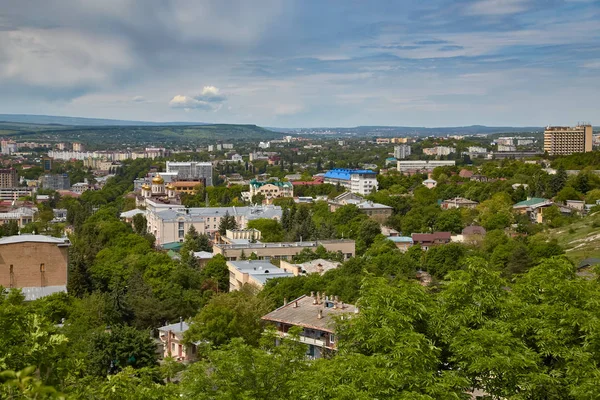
[141, 184, 151, 190]
[166, 184, 175, 190]
[152, 174, 164, 184]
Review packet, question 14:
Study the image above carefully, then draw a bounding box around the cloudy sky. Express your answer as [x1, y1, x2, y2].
[0, 0, 598, 127]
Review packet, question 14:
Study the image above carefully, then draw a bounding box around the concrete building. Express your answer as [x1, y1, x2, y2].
[393, 144, 411, 159]
[544, 125, 593, 155]
[397, 160, 455, 174]
[40, 174, 70, 191]
[147, 204, 282, 245]
[214, 240, 356, 262]
[0, 168, 18, 188]
[328, 193, 392, 223]
[422, 178, 437, 189]
[165, 161, 213, 186]
[0, 235, 70, 300]
[498, 144, 517, 152]
[72, 142, 85, 152]
[227, 260, 294, 291]
[262, 293, 357, 359]
[467, 146, 488, 154]
[323, 169, 378, 196]
[423, 146, 455, 156]
[0, 188, 33, 201]
[1, 140, 17, 155]
[387, 236, 413, 252]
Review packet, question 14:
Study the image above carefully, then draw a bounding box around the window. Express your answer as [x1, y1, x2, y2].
[40, 263, 45, 272]
[9, 265, 13, 273]
[330, 334, 336, 343]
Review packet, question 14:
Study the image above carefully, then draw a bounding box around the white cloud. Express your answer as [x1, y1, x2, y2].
[169, 86, 227, 111]
[465, 0, 531, 16]
[132, 96, 146, 102]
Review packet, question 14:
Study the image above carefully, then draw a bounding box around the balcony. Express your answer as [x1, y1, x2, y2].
[277, 330, 326, 348]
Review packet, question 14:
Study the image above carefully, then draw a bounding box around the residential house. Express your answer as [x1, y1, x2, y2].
[440, 197, 479, 210]
[411, 232, 451, 250]
[157, 320, 197, 362]
[387, 236, 413, 252]
[512, 197, 572, 223]
[422, 178, 437, 189]
[262, 293, 357, 359]
[244, 180, 294, 203]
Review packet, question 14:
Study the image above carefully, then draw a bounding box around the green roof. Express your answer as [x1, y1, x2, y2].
[162, 242, 183, 251]
[513, 197, 550, 207]
[250, 180, 293, 188]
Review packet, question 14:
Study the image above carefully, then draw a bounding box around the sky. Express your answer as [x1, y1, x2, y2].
[0, 0, 599, 128]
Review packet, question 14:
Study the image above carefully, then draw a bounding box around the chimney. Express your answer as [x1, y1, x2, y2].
[311, 291, 315, 298]
[179, 316, 183, 331]
[316, 292, 321, 304]
[293, 300, 298, 308]
[284, 298, 288, 306]
[317, 309, 323, 319]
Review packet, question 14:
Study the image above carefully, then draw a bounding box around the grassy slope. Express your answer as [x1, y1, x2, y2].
[544, 211, 600, 263]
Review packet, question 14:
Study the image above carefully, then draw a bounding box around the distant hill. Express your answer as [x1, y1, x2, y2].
[0, 114, 209, 127]
[272, 125, 545, 136]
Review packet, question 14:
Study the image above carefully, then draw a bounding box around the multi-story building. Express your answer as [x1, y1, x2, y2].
[496, 137, 514, 146]
[467, 146, 488, 154]
[1, 140, 17, 155]
[146, 203, 282, 245]
[214, 239, 355, 262]
[328, 193, 392, 223]
[72, 142, 85, 152]
[544, 125, 593, 155]
[498, 144, 517, 152]
[165, 161, 213, 186]
[262, 293, 357, 359]
[0, 188, 33, 201]
[517, 138, 535, 146]
[0, 168, 18, 188]
[227, 260, 294, 291]
[394, 144, 411, 159]
[245, 180, 294, 203]
[40, 174, 70, 191]
[323, 169, 378, 196]
[397, 160, 455, 174]
[375, 138, 390, 144]
[423, 146, 456, 156]
[0, 235, 70, 300]
[42, 156, 53, 172]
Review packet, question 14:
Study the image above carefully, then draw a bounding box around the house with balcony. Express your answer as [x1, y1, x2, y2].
[157, 320, 197, 362]
[262, 293, 357, 359]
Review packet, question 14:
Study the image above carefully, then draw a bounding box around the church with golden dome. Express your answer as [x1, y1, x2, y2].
[136, 173, 181, 208]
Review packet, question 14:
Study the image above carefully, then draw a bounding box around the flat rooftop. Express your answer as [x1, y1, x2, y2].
[216, 239, 354, 250]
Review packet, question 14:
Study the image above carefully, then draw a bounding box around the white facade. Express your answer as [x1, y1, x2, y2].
[467, 146, 487, 153]
[397, 160, 455, 173]
[350, 172, 378, 196]
[145, 201, 282, 245]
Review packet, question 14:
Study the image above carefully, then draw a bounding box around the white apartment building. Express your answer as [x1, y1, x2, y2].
[467, 146, 488, 154]
[397, 160, 456, 173]
[497, 144, 517, 152]
[323, 169, 378, 196]
[422, 146, 456, 156]
[393, 145, 411, 159]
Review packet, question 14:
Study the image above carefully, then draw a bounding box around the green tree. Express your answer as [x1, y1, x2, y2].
[132, 213, 147, 235]
[184, 286, 273, 347]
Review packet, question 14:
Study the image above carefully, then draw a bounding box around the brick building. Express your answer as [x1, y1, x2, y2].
[0, 235, 70, 300]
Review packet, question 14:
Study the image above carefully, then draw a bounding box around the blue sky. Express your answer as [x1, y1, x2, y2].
[0, 0, 598, 127]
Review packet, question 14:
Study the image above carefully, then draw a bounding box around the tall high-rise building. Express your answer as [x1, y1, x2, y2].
[544, 125, 593, 156]
[394, 144, 411, 159]
[72, 142, 85, 152]
[166, 161, 213, 186]
[0, 168, 18, 188]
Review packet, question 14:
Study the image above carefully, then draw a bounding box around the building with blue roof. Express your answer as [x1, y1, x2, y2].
[323, 169, 378, 195]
